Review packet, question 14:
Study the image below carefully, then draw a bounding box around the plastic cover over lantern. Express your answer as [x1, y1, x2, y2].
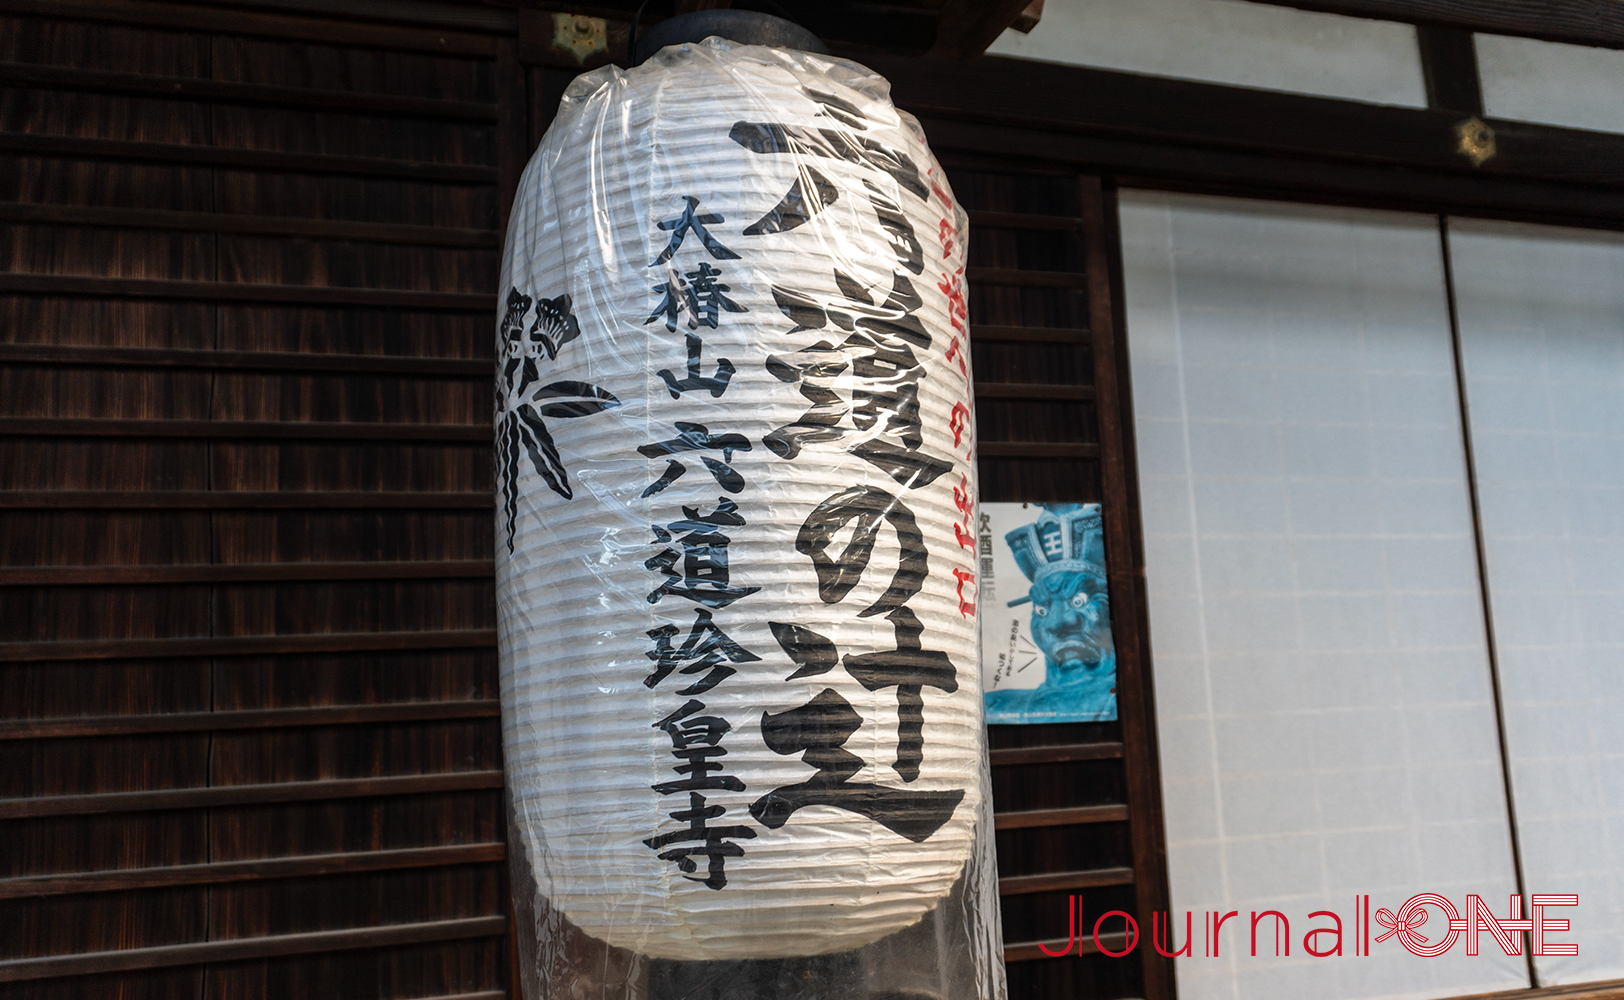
[495, 18, 1004, 999]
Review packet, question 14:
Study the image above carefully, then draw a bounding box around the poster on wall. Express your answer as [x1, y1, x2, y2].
[980, 503, 1118, 724]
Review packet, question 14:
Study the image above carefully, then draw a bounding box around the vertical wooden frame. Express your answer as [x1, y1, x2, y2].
[1079, 175, 1175, 1000]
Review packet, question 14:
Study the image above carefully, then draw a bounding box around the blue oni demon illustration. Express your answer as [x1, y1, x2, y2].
[985, 504, 1118, 723]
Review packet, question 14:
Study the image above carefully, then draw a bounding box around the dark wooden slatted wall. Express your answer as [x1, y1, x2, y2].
[0, 2, 517, 995]
[945, 159, 1173, 1000]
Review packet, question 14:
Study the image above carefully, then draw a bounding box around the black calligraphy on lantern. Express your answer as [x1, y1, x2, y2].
[763, 270, 951, 490]
[640, 195, 761, 890]
[645, 498, 762, 610]
[652, 195, 741, 265]
[739, 109, 974, 845]
[752, 487, 966, 840]
[637, 421, 752, 497]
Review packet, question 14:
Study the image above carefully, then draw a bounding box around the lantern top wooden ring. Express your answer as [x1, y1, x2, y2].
[631, 10, 830, 65]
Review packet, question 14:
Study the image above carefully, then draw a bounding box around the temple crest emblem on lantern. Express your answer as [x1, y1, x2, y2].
[496, 287, 621, 551]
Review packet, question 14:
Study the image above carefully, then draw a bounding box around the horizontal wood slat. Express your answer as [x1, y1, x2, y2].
[0, 63, 499, 122]
[0, 842, 505, 899]
[970, 325, 1090, 344]
[0, 273, 492, 311]
[0, 490, 493, 510]
[989, 742, 1125, 767]
[0, 0, 501, 55]
[223, 0, 519, 32]
[0, 132, 498, 183]
[979, 442, 1101, 458]
[0, 560, 492, 586]
[0, 700, 501, 741]
[1004, 930, 1127, 963]
[0, 202, 500, 248]
[0, 629, 498, 663]
[0, 343, 490, 377]
[967, 266, 1090, 289]
[0, 914, 507, 983]
[967, 209, 1084, 231]
[0, 770, 505, 819]
[0, 417, 488, 443]
[993, 804, 1130, 830]
[975, 382, 1095, 401]
[998, 866, 1136, 896]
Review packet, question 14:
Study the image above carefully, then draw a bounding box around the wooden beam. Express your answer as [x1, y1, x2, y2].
[1010, 0, 1044, 34]
[1244, 0, 1624, 51]
[876, 54, 1624, 189]
[1417, 25, 1485, 115]
[851, 51, 1624, 231]
[931, 0, 1036, 59]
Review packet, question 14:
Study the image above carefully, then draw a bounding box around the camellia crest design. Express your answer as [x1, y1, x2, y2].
[496, 288, 621, 552]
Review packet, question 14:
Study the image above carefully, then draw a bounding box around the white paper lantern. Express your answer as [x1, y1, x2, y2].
[496, 36, 984, 963]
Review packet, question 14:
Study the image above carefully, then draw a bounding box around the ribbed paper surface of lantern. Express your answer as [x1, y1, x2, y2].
[496, 37, 987, 964]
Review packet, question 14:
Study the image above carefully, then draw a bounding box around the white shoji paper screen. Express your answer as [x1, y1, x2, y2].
[1119, 192, 1525, 1000]
[1450, 219, 1624, 988]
